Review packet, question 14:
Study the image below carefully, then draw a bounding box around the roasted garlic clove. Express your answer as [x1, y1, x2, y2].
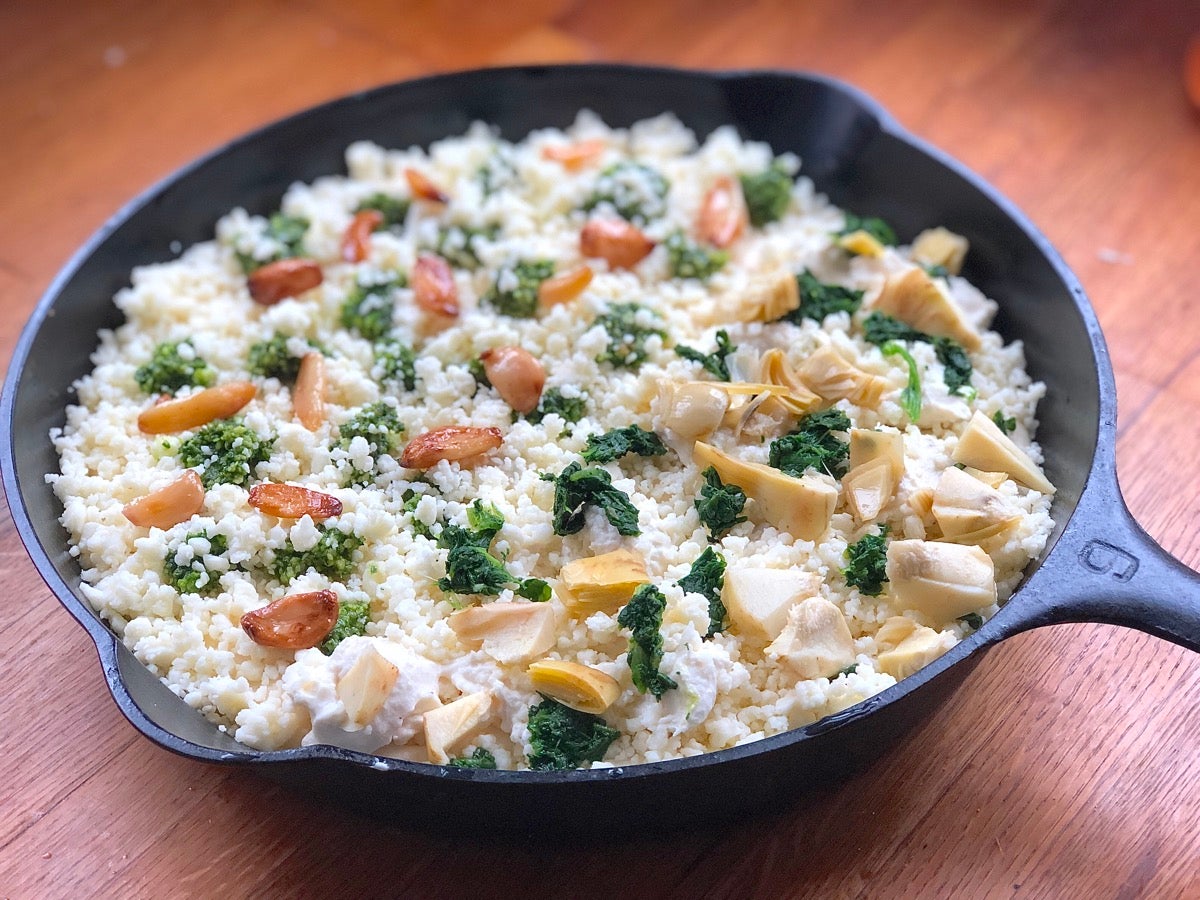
[721, 567, 822, 641]
[480, 346, 546, 415]
[798, 344, 888, 409]
[424, 691, 492, 764]
[448, 602, 557, 664]
[400, 426, 503, 469]
[765, 597, 856, 679]
[122, 470, 205, 529]
[871, 268, 981, 350]
[293, 352, 326, 431]
[932, 466, 1020, 541]
[538, 264, 593, 307]
[580, 218, 655, 269]
[952, 411, 1054, 494]
[657, 380, 730, 441]
[885, 539, 996, 624]
[694, 441, 838, 542]
[527, 660, 620, 714]
[137, 382, 257, 434]
[559, 548, 649, 614]
[876, 624, 945, 679]
[337, 644, 401, 726]
[911, 227, 969, 276]
[240, 589, 339, 650]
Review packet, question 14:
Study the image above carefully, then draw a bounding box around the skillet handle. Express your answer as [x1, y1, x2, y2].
[998, 476, 1200, 652]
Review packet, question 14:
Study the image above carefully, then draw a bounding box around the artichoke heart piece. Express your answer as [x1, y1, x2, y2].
[885, 539, 996, 625]
[758, 349, 824, 415]
[559, 548, 649, 614]
[843, 456, 897, 523]
[424, 691, 493, 764]
[848, 428, 905, 480]
[448, 602, 557, 665]
[952, 410, 1054, 494]
[961, 466, 1008, 489]
[932, 466, 1020, 541]
[837, 229, 887, 258]
[723, 270, 800, 323]
[871, 268, 981, 350]
[798, 344, 888, 409]
[336, 644, 401, 727]
[710, 382, 821, 426]
[694, 441, 838, 542]
[874, 615, 919, 652]
[876, 624, 945, 680]
[528, 659, 621, 714]
[911, 227, 969, 276]
[722, 567, 822, 640]
[765, 597, 856, 679]
[657, 380, 730, 441]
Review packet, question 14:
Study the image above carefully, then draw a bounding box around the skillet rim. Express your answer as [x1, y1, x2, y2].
[0, 62, 1111, 784]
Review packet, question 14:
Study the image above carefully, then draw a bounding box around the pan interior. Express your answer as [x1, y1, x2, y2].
[4, 66, 1100, 759]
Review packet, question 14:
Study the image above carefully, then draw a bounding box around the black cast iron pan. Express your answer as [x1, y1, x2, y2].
[3, 64, 1199, 834]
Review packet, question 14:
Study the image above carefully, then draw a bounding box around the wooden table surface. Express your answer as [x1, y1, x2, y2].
[3, 1, 1200, 897]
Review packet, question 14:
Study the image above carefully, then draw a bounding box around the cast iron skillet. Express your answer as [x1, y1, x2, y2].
[3, 65, 1199, 833]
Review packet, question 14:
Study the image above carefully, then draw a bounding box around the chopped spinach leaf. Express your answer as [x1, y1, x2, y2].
[581, 425, 668, 464]
[665, 231, 728, 280]
[484, 259, 555, 318]
[448, 747, 498, 769]
[272, 527, 362, 583]
[838, 213, 897, 246]
[594, 303, 665, 370]
[319, 597, 371, 655]
[934, 337, 973, 395]
[677, 547, 727, 639]
[843, 525, 889, 596]
[583, 162, 669, 224]
[546, 462, 640, 537]
[524, 388, 587, 426]
[694, 466, 747, 542]
[163, 531, 228, 595]
[862, 312, 973, 396]
[881, 342, 923, 422]
[341, 274, 405, 340]
[135, 340, 215, 395]
[435, 223, 500, 270]
[527, 697, 619, 771]
[779, 270, 863, 324]
[959, 612, 985, 631]
[675, 329, 735, 381]
[179, 419, 273, 489]
[739, 161, 793, 227]
[374, 340, 417, 391]
[618, 585, 678, 699]
[355, 193, 410, 228]
[768, 409, 851, 478]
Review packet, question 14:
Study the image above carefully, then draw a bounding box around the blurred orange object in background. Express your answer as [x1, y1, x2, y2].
[1188, 34, 1200, 110]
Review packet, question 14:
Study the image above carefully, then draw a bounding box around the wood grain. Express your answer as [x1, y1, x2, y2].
[2, 1, 1200, 897]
